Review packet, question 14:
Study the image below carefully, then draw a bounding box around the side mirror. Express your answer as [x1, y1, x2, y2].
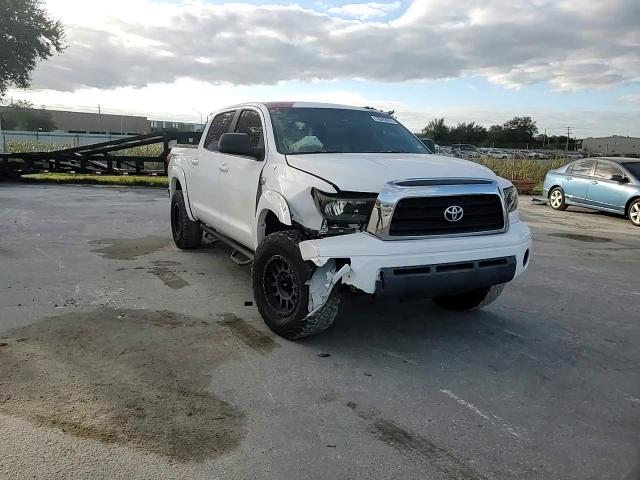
[610, 174, 628, 183]
[218, 133, 260, 159]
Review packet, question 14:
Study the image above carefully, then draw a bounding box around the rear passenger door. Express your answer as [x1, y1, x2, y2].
[563, 159, 595, 203]
[586, 161, 629, 212]
[211, 108, 266, 249]
[189, 110, 236, 226]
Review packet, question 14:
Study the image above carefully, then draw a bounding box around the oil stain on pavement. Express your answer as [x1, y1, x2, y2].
[0, 308, 245, 461]
[89, 235, 169, 260]
[547, 232, 611, 243]
[149, 266, 190, 289]
[219, 313, 279, 354]
[346, 401, 487, 480]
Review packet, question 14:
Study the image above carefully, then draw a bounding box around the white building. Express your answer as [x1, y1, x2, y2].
[581, 136, 640, 156]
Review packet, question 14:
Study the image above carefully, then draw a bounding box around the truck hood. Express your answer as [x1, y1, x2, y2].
[286, 153, 498, 192]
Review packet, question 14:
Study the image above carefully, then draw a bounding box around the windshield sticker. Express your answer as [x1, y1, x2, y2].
[371, 116, 397, 124]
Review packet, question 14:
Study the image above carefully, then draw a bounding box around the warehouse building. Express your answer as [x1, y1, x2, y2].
[581, 135, 640, 156]
[0, 106, 201, 134]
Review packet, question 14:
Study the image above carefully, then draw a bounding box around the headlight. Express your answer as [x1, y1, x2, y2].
[312, 189, 377, 224]
[503, 186, 518, 212]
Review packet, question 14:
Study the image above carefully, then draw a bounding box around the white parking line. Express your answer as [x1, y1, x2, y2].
[440, 389, 523, 439]
[440, 389, 490, 421]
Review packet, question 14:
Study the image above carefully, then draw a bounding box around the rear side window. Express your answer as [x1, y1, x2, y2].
[594, 162, 623, 180]
[204, 110, 236, 151]
[570, 160, 595, 176]
[235, 110, 264, 149]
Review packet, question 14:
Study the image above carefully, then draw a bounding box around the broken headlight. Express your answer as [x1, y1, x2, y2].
[503, 186, 519, 212]
[312, 189, 377, 234]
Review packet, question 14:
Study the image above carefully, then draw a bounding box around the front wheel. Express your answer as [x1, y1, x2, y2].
[549, 187, 568, 211]
[433, 284, 505, 311]
[628, 199, 640, 227]
[252, 231, 340, 340]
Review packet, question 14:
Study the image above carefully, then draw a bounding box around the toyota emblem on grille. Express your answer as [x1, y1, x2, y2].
[444, 205, 464, 222]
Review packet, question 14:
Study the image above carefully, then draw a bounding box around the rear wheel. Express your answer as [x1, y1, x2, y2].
[433, 284, 505, 311]
[549, 187, 568, 211]
[628, 199, 640, 227]
[252, 230, 340, 340]
[171, 190, 202, 249]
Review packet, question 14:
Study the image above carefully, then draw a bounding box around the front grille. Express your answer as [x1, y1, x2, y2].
[389, 194, 505, 236]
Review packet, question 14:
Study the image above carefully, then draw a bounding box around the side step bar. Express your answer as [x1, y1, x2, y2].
[199, 223, 254, 266]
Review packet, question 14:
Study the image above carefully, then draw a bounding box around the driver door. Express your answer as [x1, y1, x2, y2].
[586, 161, 630, 212]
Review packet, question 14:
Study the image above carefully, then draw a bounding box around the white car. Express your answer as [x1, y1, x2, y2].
[168, 102, 532, 339]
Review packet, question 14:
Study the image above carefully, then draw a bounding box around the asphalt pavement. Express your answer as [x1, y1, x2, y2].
[0, 183, 638, 480]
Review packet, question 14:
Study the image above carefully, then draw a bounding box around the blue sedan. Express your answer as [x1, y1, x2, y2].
[543, 157, 640, 226]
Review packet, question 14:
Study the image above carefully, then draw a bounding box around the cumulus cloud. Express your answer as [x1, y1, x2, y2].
[31, 0, 640, 91]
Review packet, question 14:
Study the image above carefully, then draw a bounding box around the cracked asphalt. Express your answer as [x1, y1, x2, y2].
[1, 183, 638, 480]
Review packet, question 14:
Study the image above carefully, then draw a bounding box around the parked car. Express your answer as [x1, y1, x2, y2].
[451, 143, 482, 159]
[418, 137, 436, 153]
[543, 157, 640, 226]
[487, 149, 512, 159]
[168, 102, 532, 339]
[436, 145, 453, 156]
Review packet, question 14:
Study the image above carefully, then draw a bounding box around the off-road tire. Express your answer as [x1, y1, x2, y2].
[433, 284, 505, 311]
[252, 230, 340, 340]
[549, 187, 568, 211]
[171, 190, 202, 249]
[628, 199, 640, 227]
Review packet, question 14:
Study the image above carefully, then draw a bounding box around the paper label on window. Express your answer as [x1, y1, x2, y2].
[371, 116, 397, 124]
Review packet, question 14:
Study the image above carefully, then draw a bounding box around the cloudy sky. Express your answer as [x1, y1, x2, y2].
[8, 0, 640, 136]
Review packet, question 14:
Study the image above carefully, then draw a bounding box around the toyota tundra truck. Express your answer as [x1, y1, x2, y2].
[167, 102, 532, 340]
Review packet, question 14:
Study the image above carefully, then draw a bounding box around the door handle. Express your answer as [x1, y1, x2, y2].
[565, 176, 572, 180]
[190, 157, 199, 165]
[591, 180, 598, 185]
[218, 162, 229, 172]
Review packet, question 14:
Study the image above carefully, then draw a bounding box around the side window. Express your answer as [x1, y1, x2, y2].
[570, 160, 595, 176]
[204, 110, 236, 151]
[235, 110, 264, 149]
[594, 162, 623, 180]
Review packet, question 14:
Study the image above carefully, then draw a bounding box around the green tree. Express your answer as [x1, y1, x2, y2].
[448, 122, 487, 144]
[0, 0, 65, 97]
[0, 100, 56, 131]
[487, 125, 505, 146]
[501, 116, 538, 144]
[421, 118, 449, 142]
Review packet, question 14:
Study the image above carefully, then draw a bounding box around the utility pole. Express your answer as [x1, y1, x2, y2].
[98, 104, 103, 134]
[543, 128, 547, 148]
[565, 126, 571, 152]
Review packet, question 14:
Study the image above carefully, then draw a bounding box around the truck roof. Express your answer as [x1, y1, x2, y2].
[263, 101, 371, 111]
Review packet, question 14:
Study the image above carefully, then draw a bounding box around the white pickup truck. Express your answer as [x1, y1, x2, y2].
[168, 102, 532, 340]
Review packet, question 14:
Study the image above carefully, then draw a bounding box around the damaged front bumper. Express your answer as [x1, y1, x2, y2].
[299, 221, 532, 298]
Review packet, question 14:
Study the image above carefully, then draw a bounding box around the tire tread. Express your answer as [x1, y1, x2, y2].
[252, 230, 340, 340]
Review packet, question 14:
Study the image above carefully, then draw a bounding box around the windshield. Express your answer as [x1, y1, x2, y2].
[622, 162, 640, 180]
[268, 107, 429, 155]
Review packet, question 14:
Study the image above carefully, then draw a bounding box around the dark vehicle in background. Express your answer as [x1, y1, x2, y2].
[543, 157, 640, 226]
[451, 143, 482, 159]
[418, 137, 436, 153]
